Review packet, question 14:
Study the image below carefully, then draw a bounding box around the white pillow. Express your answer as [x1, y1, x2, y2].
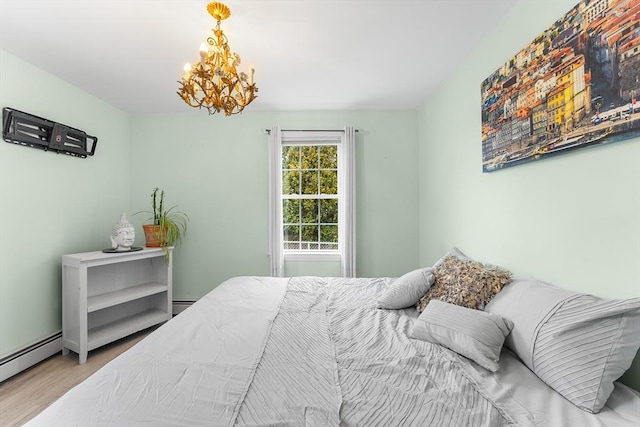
[486, 277, 640, 413]
[435, 247, 470, 265]
[377, 268, 434, 309]
[410, 300, 513, 372]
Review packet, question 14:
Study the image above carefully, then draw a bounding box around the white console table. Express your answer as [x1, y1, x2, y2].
[62, 247, 173, 364]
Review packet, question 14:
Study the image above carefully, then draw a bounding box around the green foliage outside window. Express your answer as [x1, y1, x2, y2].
[282, 145, 339, 249]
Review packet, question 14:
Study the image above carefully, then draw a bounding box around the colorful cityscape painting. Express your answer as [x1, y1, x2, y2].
[481, 0, 640, 173]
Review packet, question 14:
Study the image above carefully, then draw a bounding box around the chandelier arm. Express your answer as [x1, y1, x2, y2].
[179, 82, 204, 109]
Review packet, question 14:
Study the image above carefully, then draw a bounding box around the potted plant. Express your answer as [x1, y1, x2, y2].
[138, 187, 189, 262]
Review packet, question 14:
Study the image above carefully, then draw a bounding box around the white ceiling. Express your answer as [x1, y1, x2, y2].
[0, 0, 518, 114]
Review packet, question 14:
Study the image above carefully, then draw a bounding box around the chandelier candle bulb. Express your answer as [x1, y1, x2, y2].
[183, 63, 191, 80]
[177, 1, 258, 116]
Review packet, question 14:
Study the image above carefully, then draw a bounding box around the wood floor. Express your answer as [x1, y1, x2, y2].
[0, 328, 154, 426]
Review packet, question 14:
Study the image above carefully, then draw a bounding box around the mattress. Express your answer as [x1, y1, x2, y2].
[27, 276, 640, 426]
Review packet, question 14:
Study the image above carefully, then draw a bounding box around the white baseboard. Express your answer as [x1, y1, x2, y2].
[0, 301, 195, 383]
[0, 331, 62, 383]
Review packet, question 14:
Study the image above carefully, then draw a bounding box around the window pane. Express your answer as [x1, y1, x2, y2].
[320, 225, 338, 243]
[282, 146, 300, 169]
[301, 225, 318, 243]
[301, 199, 318, 224]
[282, 170, 300, 195]
[301, 170, 319, 195]
[283, 225, 300, 242]
[319, 199, 338, 223]
[320, 170, 337, 195]
[319, 145, 338, 169]
[277, 142, 343, 253]
[282, 199, 300, 224]
[300, 146, 318, 169]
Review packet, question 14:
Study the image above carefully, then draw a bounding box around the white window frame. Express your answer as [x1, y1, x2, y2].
[268, 127, 356, 277]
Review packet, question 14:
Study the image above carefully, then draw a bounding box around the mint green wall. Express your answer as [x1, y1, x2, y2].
[129, 110, 420, 300]
[0, 50, 131, 355]
[417, 0, 639, 389]
[284, 260, 342, 277]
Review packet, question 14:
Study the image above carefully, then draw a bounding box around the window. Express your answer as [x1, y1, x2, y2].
[282, 144, 339, 251]
[268, 127, 356, 277]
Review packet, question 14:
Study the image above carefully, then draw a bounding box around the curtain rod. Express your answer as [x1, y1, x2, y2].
[262, 129, 360, 135]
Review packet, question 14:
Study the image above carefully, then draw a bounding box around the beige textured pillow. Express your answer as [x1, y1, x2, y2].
[416, 254, 511, 312]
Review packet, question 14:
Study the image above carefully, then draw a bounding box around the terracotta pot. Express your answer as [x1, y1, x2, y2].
[142, 224, 167, 247]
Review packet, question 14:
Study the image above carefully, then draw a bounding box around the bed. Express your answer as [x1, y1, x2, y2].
[27, 250, 640, 426]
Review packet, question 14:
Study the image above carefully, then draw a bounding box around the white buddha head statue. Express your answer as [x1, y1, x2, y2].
[110, 212, 135, 251]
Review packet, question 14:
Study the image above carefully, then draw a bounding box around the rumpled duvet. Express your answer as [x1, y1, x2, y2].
[236, 276, 526, 426]
[26, 276, 639, 426]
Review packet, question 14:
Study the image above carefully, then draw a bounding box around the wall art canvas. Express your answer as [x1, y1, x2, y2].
[481, 0, 639, 173]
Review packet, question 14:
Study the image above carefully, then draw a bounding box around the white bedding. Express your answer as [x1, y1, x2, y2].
[27, 276, 640, 426]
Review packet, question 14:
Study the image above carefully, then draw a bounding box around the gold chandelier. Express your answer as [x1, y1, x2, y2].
[177, 2, 258, 116]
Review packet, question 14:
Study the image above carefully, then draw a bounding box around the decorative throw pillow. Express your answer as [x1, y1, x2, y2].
[486, 277, 640, 413]
[410, 300, 513, 372]
[416, 254, 512, 312]
[377, 268, 435, 309]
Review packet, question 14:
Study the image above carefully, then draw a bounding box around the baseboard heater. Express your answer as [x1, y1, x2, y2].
[0, 331, 62, 383]
[0, 301, 195, 383]
[2, 107, 97, 158]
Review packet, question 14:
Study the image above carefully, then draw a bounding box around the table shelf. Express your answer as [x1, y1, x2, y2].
[62, 247, 173, 364]
[88, 309, 168, 351]
[88, 282, 168, 313]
